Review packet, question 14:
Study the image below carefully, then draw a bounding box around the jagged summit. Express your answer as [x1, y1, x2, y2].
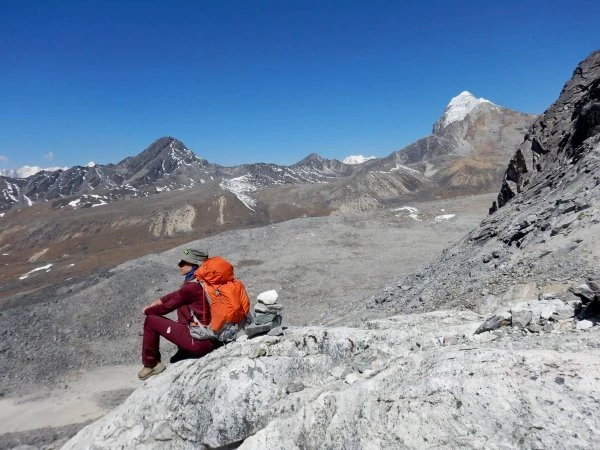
[294, 152, 325, 165]
[435, 91, 494, 131]
[119, 137, 201, 173]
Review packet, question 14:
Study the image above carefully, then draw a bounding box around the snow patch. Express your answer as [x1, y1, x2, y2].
[19, 264, 53, 280]
[438, 91, 494, 128]
[393, 206, 421, 221]
[87, 161, 96, 167]
[380, 164, 420, 175]
[435, 214, 456, 222]
[220, 175, 258, 211]
[390, 164, 420, 175]
[68, 199, 81, 207]
[0, 213, 5, 218]
[343, 155, 377, 165]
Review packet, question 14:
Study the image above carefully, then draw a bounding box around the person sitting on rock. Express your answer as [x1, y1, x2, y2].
[138, 248, 220, 380]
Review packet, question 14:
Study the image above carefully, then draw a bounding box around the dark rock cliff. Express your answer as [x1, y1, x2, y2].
[495, 50, 600, 209]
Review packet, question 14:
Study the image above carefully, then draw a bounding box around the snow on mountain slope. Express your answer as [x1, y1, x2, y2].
[437, 91, 494, 129]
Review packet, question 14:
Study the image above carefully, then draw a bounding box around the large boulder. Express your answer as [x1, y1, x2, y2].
[63, 310, 600, 449]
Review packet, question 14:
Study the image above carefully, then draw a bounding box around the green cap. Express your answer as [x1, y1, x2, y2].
[179, 248, 208, 265]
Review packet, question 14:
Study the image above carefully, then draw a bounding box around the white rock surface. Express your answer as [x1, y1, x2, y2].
[63, 310, 600, 449]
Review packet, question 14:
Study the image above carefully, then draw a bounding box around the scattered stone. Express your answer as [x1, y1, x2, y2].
[570, 283, 595, 302]
[250, 346, 267, 358]
[527, 323, 542, 333]
[285, 382, 305, 394]
[474, 332, 498, 342]
[576, 320, 594, 330]
[267, 327, 284, 336]
[246, 323, 272, 338]
[475, 312, 511, 334]
[344, 372, 360, 385]
[587, 279, 600, 294]
[443, 335, 458, 346]
[329, 366, 346, 379]
[511, 310, 533, 328]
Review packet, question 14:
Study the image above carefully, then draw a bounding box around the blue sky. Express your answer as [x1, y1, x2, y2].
[0, 0, 598, 170]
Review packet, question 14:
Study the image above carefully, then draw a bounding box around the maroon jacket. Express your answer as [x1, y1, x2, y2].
[144, 281, 211, 326]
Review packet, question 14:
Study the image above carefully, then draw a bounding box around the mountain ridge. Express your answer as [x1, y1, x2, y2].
[0, 92, 534, 212]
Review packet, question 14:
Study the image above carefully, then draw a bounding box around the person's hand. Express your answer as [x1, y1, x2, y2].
[142, 299, 161, 314]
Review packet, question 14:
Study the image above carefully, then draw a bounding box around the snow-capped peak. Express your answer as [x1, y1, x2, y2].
[438, 91, 494, 129]
[87, 161, 96, 168]
[343, 155, 377, 165]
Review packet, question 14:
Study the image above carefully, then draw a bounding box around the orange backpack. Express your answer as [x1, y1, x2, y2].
[194, 256, 250, 339]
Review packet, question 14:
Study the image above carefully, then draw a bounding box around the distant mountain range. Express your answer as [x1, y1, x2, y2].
[0, 91, 534, 212]
[0, 91, 535, 299]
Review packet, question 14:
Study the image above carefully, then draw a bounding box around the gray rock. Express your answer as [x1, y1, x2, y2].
[511, 298, 580, 324]
[50, 307, 600, 449]
[285, 382, 305, 394]
[511, 310, 533, 328]
[245, 323, 272, 338]
[443, 335, 458, 346]
[254, 303, 284, 314]
[576, 319, 594, 330]
[267, 326, 284, 336]
[587, 279, 600, 294]
[254, 313, 277, 325]
[570, 283, 595, 302]
[475, 311, 511, 334]
[250, 346, 267, 358]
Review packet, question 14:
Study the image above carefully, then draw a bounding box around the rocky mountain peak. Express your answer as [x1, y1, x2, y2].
[433, 91, 495, 133]
[295, 152, 324, 164]
[118, 136, 200, 173]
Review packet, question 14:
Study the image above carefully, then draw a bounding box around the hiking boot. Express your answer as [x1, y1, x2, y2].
[137, 362, 166, 380]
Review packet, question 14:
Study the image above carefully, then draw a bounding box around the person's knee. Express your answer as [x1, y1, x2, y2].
[144, 314, 163, 330]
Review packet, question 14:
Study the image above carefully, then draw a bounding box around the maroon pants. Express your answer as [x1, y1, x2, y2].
[142, 315, 218, 367]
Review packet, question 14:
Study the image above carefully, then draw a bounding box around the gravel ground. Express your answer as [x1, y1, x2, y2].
[0, 193, 495, 448]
